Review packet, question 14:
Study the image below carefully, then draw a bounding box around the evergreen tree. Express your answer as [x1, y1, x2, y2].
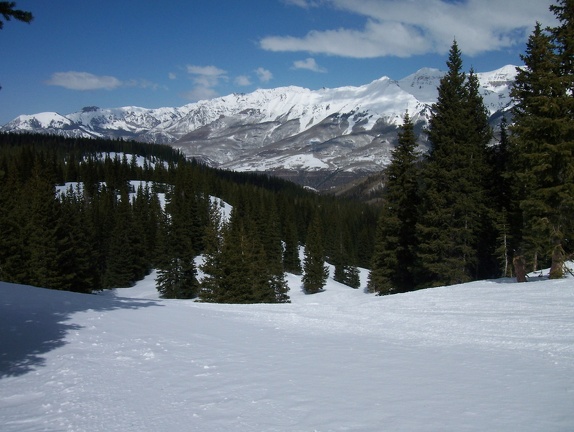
[199, 192, 289, 304]
[510, 11, 574, 278]
[25, 159, 62, 289]
[549, 0, 574, 275]
[368, 112, 420, 294]
[57, 185, 98, 293]
[281, 203, 302, 275]
[344, 265, 361, 289]
[156, 174, 200, 299]
[89, 183, 116, 290]
[214, 211, 261, 303]
[416, 41, 492, 286]
[259, 196, 290, 302]
[331, 220, 349, 286]
[550, 0, 574, 84]
[103, 189, 137, 288]
[329, 209, 360, 288]
[0, 160, 27, 283]
[199, 200, 225, 302]
[0, 2, 33, 29]
[129, 186, 151, 281]
[156, 253, 199, 299]
[302, 211, 328, 294]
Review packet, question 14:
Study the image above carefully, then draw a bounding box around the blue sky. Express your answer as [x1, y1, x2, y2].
[0, 0, 556, 124]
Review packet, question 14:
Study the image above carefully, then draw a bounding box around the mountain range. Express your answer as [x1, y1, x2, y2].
[1, 65, 517, 189]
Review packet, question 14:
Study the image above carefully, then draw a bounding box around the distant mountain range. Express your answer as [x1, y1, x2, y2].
[1, 65, 517, 189]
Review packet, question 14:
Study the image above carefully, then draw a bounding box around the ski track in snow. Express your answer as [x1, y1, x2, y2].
[1, 269, 573, 432]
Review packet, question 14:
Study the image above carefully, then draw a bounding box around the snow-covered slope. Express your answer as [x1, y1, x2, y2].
[0, 66, 518, 188]
[1, 266, 572, 431]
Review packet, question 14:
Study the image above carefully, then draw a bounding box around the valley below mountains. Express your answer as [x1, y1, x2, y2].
[1, 66, 517, 189]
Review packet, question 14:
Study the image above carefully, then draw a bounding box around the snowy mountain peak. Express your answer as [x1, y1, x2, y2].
[397, 68, 445, 103]
[477, 65, 519, 92]
[8, 112, 74, 131]
[1, 65, 519, 189]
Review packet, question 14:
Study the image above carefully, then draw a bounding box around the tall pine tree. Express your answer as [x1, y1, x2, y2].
[416, 40, 492, 287]
[156, 171, 200, 299]
[198, 199, 225, 302]
[510, 6, 574, 278]
[368, 111, 420, 294]
[302, 211, 328, 294]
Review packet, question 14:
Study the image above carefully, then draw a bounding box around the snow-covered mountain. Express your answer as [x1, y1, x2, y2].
[1, 66, 518, 188]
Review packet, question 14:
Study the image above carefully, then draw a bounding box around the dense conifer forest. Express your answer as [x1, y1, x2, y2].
[0, 133, 376, 301]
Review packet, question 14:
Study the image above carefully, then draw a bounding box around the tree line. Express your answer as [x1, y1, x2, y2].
[0, 133, 376, 300]
[368, 0, 574, 294]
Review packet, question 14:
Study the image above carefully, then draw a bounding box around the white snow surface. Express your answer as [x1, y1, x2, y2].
[1, 267, 573, 431]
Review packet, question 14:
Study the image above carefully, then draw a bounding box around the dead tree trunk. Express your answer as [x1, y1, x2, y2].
[513, 254, 527, 283]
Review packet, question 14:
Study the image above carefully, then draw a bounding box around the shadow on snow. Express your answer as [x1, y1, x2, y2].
[0, 282, 161, 379]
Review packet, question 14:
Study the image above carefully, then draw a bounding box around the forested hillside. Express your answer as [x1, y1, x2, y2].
[0, 133, 377, 300]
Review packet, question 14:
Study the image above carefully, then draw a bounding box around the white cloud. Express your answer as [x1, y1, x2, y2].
[282, 0, 322, 8]
[125, 79, 162, 90]
[292, 57, 327, 72]
[46, 71, 162, 91]
[184, 64, 228, 101]
[186, 64, 227, 88]
[186, 64, 227, 77]
[46, 71, 122, 90]
[255, 67, 273, 83]
[181, 86, 219, 102]
[235, 75, 252, 86]
[261, 0, 555, 58]
[168, 72, 177, 80]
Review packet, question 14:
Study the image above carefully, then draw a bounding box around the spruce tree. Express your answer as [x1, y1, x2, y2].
[156, 253, 199, 299]
[199, 200, 225, 302]
[156, 220, 200, 299]
[216, 211, 258, 303]
[510, 8, 574, 278]
[25, 159, 62, 289]
[0, 2, 33, 29]
[302, 211, 328, 294]
[103, 188, 137, 288]
[0, 160, 28, 283]
[416, 41, 492, 286]
[156, 173, 200, 299]
[57, 186, 97, 293]
[548, 0, 574, 276]
[260, 197, 290, 302]
[281, 203, 302, 275]
[368, 112, 420, 294]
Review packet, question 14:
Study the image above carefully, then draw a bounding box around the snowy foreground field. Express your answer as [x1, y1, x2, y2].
[1, 268, 573, 432]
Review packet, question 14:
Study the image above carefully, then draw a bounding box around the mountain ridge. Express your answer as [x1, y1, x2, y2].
[1, 65, 518, 189]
